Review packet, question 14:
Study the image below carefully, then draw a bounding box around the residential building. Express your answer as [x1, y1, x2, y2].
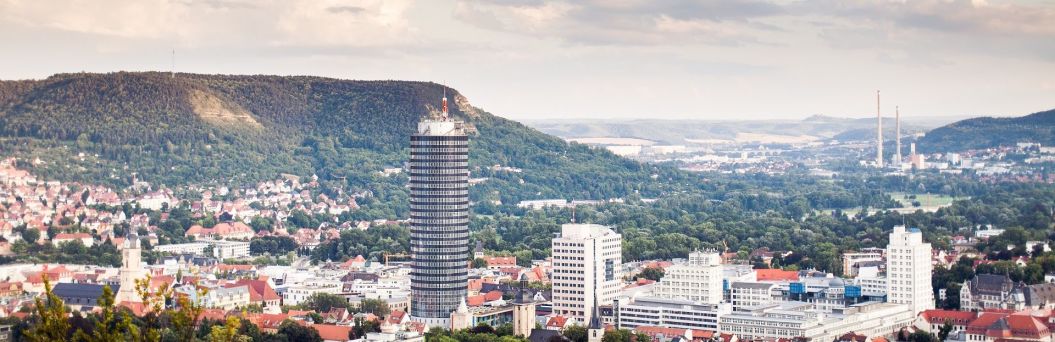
[551, 223, 623, 323]
[408, 107, 471, 328]
[886, 226, 934, 316]
[204, 285, 251, 310]
[284, 278, 341, 306]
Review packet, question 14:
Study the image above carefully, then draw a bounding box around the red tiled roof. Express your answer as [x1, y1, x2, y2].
[466, 295, 485, 307]
[483, 290, 503, 301]
[546, 315, 568, 328]
[634, 326, 714, 340]
[309, 324, 352, 341]
[919, 310, 977, 325]
[231, 279, 280, 302]
[756, 269, 799, 282]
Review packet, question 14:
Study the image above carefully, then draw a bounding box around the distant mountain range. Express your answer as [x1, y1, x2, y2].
[0, 72, 682, 204]
[918, 108, 1055, 153]
[525, 115, 960, 145]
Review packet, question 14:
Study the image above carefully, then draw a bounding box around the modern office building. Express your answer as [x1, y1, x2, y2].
[409, 93, 470, 327]
[886, 226, 934, 316]
[613, 296, 727, 331]
[720, 301, 914, 341]
[551, 223, 623, 323]
[652, 250, 723, 304]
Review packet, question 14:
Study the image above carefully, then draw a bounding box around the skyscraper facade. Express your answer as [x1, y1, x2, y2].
[409, 106, 470, 326]
[886, 225, 934, 316]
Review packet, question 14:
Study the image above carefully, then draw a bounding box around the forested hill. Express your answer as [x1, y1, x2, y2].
[0, 72, 682, 206]
[919, 108, 1055, 152]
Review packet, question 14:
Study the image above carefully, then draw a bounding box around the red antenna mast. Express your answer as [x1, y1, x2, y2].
[442, 86, 449, 119]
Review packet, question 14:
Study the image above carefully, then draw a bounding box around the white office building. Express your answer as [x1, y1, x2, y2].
[551, 223, 623, 323]
[653, 251, 723, 304]
[613, 296, 728, 331]
[886, 226, 934, 316]
[720, 301, 914, 341]
[153, 239, 250, 260]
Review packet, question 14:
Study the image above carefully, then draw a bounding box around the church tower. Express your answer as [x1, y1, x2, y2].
[450, 296, 472, 331]
[512, 274, 537, 337]
[587, 294, 604, 342]
[116, 232, 145, 303]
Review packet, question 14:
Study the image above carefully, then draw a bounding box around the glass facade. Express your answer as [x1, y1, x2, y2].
[409, 127, 470, 319]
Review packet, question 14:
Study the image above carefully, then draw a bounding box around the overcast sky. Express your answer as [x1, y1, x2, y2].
[1, 0, 1053, 121]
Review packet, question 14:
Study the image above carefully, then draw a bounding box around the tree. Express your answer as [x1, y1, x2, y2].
[23, 276, 72, 342]
[636, 332, 653, 342]
[472, 257, 489, 269]
[72, 285, 139, 342]
[563, 325, 588, 342]
[602, 329, 633, 342]
[209, 316, 251, 342]
[300, 293, 349, 313]
[634, 267, 665, 282]
[21, 228, 40, 243]
[359, 298, 391, 317]
[938, 319, 954, 341]
[277, 320, 322, 342]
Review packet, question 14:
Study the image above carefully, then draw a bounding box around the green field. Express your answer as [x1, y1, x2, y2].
[888, 192, 962, 208]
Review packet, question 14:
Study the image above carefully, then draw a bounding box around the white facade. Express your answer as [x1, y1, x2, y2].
[730, 282, 777, 311]
[653, 251, 723, 304]
[886, 226, 934, 316]
[154, 242, 210, 255]
[720, 301, 914, 341]
[613, 296, 728, 331]
[284, 278, 342, 306]
[116, 234, 146, 303]
[842, 250, 883, 277]
[204, 285, 251, 310]
[551, 224, 623, 323]
[154, 239, 250, 259]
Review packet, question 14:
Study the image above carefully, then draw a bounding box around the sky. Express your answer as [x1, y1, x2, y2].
[0, 0, 1053, 121]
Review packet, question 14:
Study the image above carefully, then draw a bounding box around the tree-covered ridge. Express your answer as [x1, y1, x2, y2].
[919, 108, 1055, 153]
[0, 72, 677, 204]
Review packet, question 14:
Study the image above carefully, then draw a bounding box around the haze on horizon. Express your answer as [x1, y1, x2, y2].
[1, 0, 1053, 121]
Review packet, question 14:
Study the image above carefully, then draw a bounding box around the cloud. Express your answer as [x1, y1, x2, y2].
[326, 5, 365, 14]
[452, 0, 781, 46]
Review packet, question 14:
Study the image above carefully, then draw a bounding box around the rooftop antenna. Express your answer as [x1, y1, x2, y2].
[442, 82, 448, 120]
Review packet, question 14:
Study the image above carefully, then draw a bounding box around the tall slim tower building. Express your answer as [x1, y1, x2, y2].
[552, 224, 622, 323]
[894, 106, 902, 165]
[886, 225, 934, 316]
[410, 91, 470, 327]
[876, 90, 884, 167]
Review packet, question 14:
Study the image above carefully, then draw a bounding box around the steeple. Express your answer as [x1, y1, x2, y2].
[588, 294, 603, 330]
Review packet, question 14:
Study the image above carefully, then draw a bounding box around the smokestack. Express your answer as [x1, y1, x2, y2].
[877, 90, 883, 167]
[895, 106, 901, 165]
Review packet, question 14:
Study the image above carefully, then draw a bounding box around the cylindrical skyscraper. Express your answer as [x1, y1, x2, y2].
[409, 95, 470, 327]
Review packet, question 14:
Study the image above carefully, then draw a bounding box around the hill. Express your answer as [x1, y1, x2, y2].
[526, 116, 938, 145]
[0, 72, 684, 209]
[918, 108, 1055, 152]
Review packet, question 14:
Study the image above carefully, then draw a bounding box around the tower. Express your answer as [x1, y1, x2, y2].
[116, 232, 145, 303]
[410, 88, 470, 327]
[512, 274, 537, 337]
[886, 226, 934, 316]
[894, 106, 902, 165]
[551, 224, 622, 323]
[876, 90, 884, 167]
